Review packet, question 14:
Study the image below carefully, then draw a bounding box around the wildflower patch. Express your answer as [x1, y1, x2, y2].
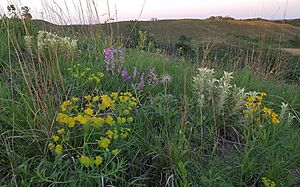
[243, 92, 280, 125]
[49, 92, 137, 168]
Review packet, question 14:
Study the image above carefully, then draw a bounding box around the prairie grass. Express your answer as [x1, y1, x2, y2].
[0, 1, 300, 187]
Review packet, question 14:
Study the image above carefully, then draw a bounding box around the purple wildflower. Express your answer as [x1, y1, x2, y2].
[103, 48, 125, 74]
[104, 48, 113, 58]
[104, 48, 115, 74]
[148, 67, 159, 85]
[136, 73, 145, 91]
[121, 70, 131, 81]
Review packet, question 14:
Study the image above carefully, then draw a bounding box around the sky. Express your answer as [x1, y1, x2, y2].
[1, 0, 299, 24]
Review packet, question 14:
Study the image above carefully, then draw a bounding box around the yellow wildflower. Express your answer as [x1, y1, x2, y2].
[129, 101, 137, 107]
[124, 92, 132, 97]
[75, 115, 89, 125]
[66, 117, 76, 128]
[113, 130, 119, 139]
[71, 97, 79, 102]
[257, 96, 263, 102]
[92, 96, 100, 102]
[101, 95, 112, 108]
[84, 95, 92, 101]
[98, 138, 111, 149]
[105, 130, 113, 139]
[92, 117, 105, 126]
[112, 149, 120, 156]
[105, 115, 114, 125]
[262, 177, 276, 187]
[97, 72, 104, 78]
[111, 92, 118, 99]
[92, 75, 100, 82]
[271, 112, 280, 124]
[61, 100, 72, 112]
[272, 118, 280, 124]
[94, 156, 103, 166]
[127, 117, 133, 123]
[56, 113, 68, 123]
[119, 96, 129, 103]
[262, 107, 272, 115]
[84, 108, 94, 116]
[52, 135, 59, 142]
[259, 92, 267, 97]
[123, 109, 130, 115]
[246, 96, 255, 103]
[116, 117, 126, 124]
[48, 143, 55, 149]
[55, 144, 63, 155]
[79, 155, 92, 167]
[117, 117, 122, 124]
[57, 128, 65, 135]
[271, 112, 279, 119]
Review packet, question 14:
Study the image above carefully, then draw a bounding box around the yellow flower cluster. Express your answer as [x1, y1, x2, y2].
[262, 177, 276, 187]
[79, 155, 103, 168]
[48, 127, 66, 156]
[244, 92, 266, 112]
[262, 107, 280, 124]
[243, 92, 280, 125]
[49, 92, 137, 168]
[68, 64, 104, 83]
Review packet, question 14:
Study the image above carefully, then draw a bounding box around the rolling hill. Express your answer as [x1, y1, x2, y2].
[105, 19, 300, 46]
[15, 18, 300, 50]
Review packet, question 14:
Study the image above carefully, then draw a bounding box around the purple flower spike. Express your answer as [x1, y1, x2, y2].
[148, 67, 159, 85]
[103, 48, 125, 74]
[104, 48, 116, 74]
[104, 48, 113, 58]
[136, 73, 145, 91]
[121, 70, 131, 81]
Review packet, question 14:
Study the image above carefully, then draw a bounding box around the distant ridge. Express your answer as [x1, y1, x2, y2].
[25, 18, 300, 47]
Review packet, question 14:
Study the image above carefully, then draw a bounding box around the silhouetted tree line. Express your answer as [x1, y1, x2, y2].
[206, 16, 235, 21]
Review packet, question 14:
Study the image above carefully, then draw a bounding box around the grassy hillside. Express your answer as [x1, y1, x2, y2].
[106, 19, 300, 46]
[31, 18, 300, 47]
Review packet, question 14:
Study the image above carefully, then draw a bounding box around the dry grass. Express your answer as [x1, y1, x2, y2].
[282, 48, 300, 56]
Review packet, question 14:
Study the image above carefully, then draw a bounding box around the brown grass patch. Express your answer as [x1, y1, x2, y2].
[282, 48, 300, 56]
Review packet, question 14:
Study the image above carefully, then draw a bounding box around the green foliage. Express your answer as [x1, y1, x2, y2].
[175, 35, 196, 59]
[287, 35, 300, 48]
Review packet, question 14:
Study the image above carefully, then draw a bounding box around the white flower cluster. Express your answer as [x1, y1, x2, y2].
[37, 31, 77, 54]
[193, 68, 217, 107]
[193, 68, 246, 113]
[218, 71, 234, 110]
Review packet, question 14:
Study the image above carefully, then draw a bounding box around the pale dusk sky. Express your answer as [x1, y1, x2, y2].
[1, 0, 299, 24]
